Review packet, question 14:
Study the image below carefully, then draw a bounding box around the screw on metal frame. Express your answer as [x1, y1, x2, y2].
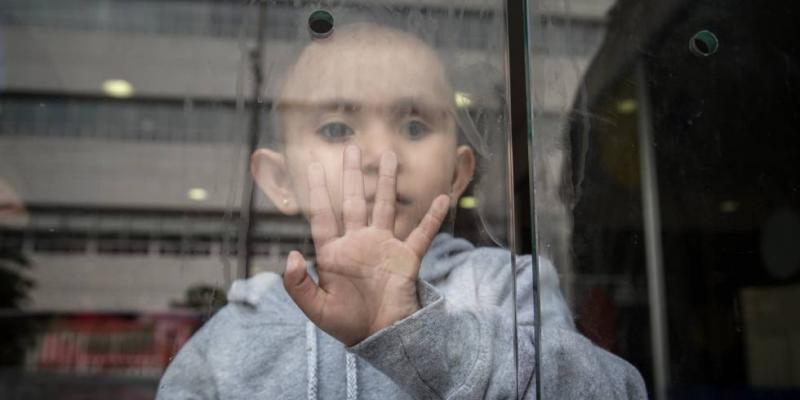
[308, 10, 334, 39]
[689, 30, 719, 57]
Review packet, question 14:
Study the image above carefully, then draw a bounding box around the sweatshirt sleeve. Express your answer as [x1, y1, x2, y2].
[350, 279, 517, 399]
[156, 319, 218, 400]
[349, 260, 648, 399]
[537, 326, 648, 399]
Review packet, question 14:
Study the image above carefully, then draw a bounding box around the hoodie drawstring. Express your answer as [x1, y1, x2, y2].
[306, 321, 318, 400]
[346, 352, 358, 400]
[306, 321, 359, 400]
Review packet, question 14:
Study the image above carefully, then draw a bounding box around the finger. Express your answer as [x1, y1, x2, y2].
[307, 162, 337, 248]
[371, 151, 397, 231]
[406, 194, 449, 258]
[283, 251, 327, 323]
[342, 145, 367, 232]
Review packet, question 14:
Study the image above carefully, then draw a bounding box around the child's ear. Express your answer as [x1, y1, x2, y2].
[449, 145, 476, 207]
[251, 148, 300, 215]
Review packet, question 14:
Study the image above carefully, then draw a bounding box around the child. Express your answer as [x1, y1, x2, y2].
[157, 23, 646, 399]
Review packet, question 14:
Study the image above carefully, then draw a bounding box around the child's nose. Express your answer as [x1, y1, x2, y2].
[359, 126, 400, 174]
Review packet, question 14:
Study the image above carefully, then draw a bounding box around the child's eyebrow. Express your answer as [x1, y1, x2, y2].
[277, 99, 361, 114]
[391, 98, 451, 119]
[276, 98, 451, 120]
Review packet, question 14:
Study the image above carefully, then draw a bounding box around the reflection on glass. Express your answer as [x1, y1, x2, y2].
[1, 0, 254, 396]
[2, 0, 528, 397]
[0, 0, 690, 398]
[532, 0, 800, 398]
[156, 12, 532, 399]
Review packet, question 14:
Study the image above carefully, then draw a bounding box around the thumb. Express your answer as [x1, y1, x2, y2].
[283, 250, 326, 322]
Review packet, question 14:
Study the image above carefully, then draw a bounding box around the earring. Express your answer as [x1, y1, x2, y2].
[282, 198, 290, 206]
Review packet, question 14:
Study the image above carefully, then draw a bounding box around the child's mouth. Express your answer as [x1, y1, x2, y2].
[365, 194, 412, 206]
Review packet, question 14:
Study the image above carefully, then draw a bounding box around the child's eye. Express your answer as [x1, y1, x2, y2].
[403, 120, 431, 139]
[317, 122, 354, 140]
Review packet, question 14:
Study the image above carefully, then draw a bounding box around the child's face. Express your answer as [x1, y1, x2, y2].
[253, 28, 475, 240]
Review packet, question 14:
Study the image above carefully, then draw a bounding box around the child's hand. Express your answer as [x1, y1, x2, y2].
[283, 145, 450, 346]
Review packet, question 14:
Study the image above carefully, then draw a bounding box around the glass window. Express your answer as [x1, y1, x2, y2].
[529, 0, 800, 398]
[0, 0, 701, 398]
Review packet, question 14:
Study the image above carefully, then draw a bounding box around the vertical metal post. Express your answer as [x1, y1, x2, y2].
[237, 1, 267, 278]
[506, 0, 539, 397]
[635, 61, 670, 400]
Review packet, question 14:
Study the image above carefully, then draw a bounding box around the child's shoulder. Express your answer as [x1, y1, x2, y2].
[422, 233, 538, 296]
[422, 233, 534, 277]
[210, 272, 306, 327]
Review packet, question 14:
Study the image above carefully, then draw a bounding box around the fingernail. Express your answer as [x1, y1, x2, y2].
[436, 195, 450, 210]
[381, 151, 397, 170]
[288, 251, 302, 268]
[346, 145, 360, 159]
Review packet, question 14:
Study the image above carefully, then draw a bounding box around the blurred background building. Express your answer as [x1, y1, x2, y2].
[10, 1, 797, 399]
[0, 0, 610, 312]
[0, 0, 613, 397]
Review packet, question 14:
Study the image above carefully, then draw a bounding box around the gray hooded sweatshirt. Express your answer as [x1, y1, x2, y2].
[157, 233, 647, 399]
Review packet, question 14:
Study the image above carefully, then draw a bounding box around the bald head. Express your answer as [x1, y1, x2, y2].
[252, 22, 476, 240]
[277, 23, 454, 117]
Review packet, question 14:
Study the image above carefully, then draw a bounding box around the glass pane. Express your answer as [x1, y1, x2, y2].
[1, 0, 249, 397]
[530, 0, 800, 398]
[1, 0, 538, 398]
